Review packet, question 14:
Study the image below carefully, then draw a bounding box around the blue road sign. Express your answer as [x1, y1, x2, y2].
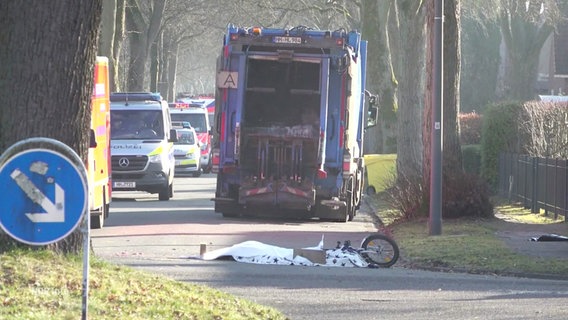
[0, 145, 87, 245]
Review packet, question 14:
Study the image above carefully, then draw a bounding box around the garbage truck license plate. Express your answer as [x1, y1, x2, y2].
[273, 36, 301, 44]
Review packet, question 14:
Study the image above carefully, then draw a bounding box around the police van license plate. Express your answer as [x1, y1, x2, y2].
[114, 181, 136, 188]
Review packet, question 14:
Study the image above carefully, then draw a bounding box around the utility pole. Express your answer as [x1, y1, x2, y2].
[429, 0, 443, 235]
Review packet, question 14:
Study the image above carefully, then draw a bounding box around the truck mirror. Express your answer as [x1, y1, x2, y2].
[169, 129, 179, 143]
[89, 129, 97, 148]
[366, 94, 379, 128]
[369, 95, 377, 106]
[367, 106, 378, 128]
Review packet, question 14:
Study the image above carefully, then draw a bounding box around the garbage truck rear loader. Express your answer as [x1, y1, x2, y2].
[212, 25, 377, 222]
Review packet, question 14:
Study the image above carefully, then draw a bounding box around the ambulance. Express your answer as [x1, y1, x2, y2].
[88, 56, 112, 229]
[169, 99, 213, 173]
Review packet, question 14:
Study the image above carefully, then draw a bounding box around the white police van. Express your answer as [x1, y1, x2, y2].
[172, 121, 202, 177]
[110, 92, 177, 200]
[169, 100, 213, 173]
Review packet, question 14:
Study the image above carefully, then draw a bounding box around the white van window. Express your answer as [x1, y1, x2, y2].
[111, 110, 164, 139]
[175, 132, 195, 145]
[171, 114, 207, 133]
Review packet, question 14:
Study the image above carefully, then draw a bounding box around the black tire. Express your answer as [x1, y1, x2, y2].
[192, 161, 202, 177]
[159, 182, 171, 201]
[354, 168, 363, 210]
[90, 191, 107, 229]
[222, 211, 240, 218]
[217, 203, 242, 217]
[90, 212, 104, 229]
[192, 169, 202, 177]
[335, 210, 349, 223]
[346, 177, 355, 221]
[203, 156, 212, 174]
[360, 233, 399, 268]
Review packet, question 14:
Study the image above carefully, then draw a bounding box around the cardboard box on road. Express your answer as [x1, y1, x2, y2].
[293, 248, 327, 264]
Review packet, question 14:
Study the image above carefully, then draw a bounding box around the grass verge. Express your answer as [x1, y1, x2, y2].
[367, 194, 568, 278]
[0, 249, 288, 320]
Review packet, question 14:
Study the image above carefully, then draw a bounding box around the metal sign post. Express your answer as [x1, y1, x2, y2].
[429, 0, 444, 236]
[81, 196, 90, 320]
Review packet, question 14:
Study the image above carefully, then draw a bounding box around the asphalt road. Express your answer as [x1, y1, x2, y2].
[91, 175, 568, 320]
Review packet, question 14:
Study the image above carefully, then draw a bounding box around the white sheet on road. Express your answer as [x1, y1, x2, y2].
[198, 237, 370, 267]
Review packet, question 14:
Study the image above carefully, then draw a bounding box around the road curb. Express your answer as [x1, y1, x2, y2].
[361, 196, 384, 228]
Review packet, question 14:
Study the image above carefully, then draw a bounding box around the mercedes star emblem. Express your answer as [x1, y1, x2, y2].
[118, 157, 129, 167]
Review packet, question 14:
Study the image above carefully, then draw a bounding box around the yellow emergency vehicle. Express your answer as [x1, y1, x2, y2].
[88, 56, 112, 228]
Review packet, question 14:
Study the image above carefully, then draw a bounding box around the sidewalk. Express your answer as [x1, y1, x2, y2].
[493, 212, 568, 261]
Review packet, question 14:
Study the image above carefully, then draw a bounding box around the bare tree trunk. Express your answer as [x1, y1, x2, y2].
[99, 0, 116, 58]
[361, 0, 382, 154]
[161, 35, 179, 102]
[362, 0, 398, 155]
[157, 34, 168, 99]
[497, 2, 555, 101]
[112, 0, 125, 92]
[100, 0, 119, 92]
[149, 33, 160, 92]
[442, 0, 463, 175]
[422, 0, 463, 204]
[125, 0, 166, 91]
[0, 1, 102, 253]
[424, 0, 464, 194]
[393, 1, 426, 179]
[126, 5, 147, 91]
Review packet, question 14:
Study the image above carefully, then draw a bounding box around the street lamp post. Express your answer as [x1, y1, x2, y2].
[429, 0, 443, 236]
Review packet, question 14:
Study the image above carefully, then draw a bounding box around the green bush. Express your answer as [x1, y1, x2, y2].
[462, 144, 481, 174]
[480, 101, 523, 190]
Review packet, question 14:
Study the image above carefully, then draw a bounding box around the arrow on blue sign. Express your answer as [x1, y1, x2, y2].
[0, 139, 87, 246]
[10, 168, 65, 223]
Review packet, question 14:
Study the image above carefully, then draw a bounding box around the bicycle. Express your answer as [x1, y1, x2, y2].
[335, 233, 400, 268]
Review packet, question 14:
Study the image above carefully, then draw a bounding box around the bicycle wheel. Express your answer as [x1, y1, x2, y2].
[360, 233, 399, 268]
